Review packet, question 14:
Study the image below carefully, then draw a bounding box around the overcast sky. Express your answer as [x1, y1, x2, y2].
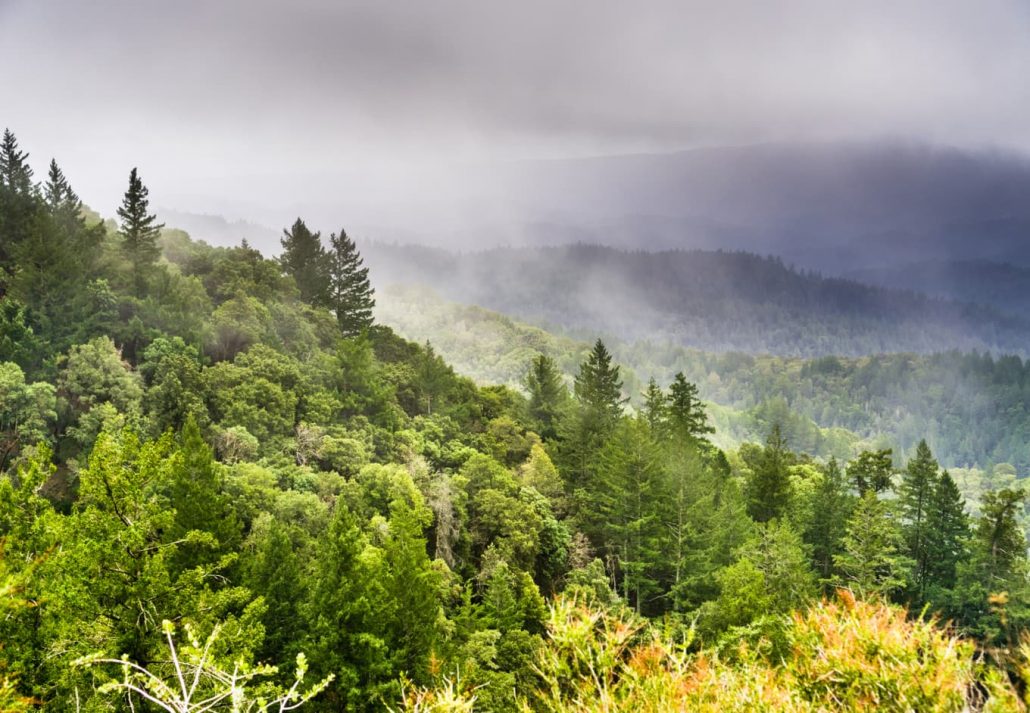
[2, 0, 1030, 230]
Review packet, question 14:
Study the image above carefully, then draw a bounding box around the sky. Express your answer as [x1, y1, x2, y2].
[2, 0, 1030, 236]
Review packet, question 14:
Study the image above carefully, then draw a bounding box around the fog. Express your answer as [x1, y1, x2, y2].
[3, 0, 1030, 266]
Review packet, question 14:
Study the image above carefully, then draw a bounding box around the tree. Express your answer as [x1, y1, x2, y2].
[525, 354, 568, 441]
[667, 372, 713, 443]
[117, 167, 164, 297]
[327, 228, 375, 336]
[573, 340, 625, 424]
[0, 130, 37, 294]
[164, 416, 242, 573]
[954, 488, 1029, 644]
[922, 470, 969, 595]
[846, 449, 894, 494]
[745, 424, 793, 523]
[579, 419, 663, 613]
[640, 377, 668, 434]
[562, 340, 625, 493]
[898, 440, 939, 600]
[280, 218, 329, 307]
[833, 490, 911, 598]
[804, 457, 853, 582]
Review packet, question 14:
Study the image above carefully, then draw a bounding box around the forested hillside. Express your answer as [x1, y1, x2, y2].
[363, 242, 1030, 357]
[378, 285, 1030, 472]
[4, 130, 1030, 711]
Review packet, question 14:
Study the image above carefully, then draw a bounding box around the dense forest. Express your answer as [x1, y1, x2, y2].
[4, 130, 1030, 711]
[362, 242, 1030, 357]
[378, 285, 1030, 473]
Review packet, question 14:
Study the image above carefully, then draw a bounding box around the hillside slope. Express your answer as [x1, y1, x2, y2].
[365, 242, 1030, 357]
[377, 285, 1030, 471]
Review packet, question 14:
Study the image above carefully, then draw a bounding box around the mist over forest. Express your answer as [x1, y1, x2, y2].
[7, 1, 1030, 711]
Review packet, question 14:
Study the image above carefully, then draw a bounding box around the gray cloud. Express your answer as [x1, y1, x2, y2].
[2, 0, 1030, 235]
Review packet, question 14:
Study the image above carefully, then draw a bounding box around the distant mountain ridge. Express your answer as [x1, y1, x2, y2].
[362, 242, 1030, 357]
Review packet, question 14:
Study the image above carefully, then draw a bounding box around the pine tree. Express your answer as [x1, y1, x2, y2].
[834, 490, 911, 598]
[562, 340, 626, 493]
[667, 372, 713, 443]
[326, 228, 375, 336]
[898, 440, 939, 600]
[0, 129, 33, 195]
[525, 354, 568, 440]
[745, 424, 793, 523]
[583, 419, 663, 613]
[804, 457, 853, 581]
[640, 377, 668, 435]
[280, 218, 329, 306]
[165, 415, 241, 573]
[0, 130, 37, 293]
[923, 470, 969, 594]
[573, 339, 625, 423]
[117, 167, 164, 297]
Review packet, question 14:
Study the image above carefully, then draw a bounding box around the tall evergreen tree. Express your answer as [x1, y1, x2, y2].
[562, 340, 626, 492]
[117, 167, 164, 298]
[834, 490, 911, 598]
[327, 228, 375, 336]
[667, 372, 713, 443]
[640, 377, 668, 435]
[280, 218, 329, 306]
[573, 339, 625, 423]
[0, 130, 37, 293]
[0, 129, 33, 195]
[898, 440, 939, 600]
[804, 457, 853, 582]
[745, 424, 793, 523]
[582, 419, 663, 613]
[525, 354, 568, 440]
[923, 470, 969, 595]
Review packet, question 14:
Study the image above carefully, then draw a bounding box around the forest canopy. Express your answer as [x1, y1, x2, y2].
[2, 130, 1030, 711]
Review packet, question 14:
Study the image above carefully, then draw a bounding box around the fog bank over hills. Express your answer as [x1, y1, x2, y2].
[361, 242, 1030, 357]
[160, 139, 1030, 277]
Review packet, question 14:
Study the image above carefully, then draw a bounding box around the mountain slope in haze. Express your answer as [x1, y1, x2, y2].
[363, 242, 1030, 357]
[376, 285, 1030, 473]
[846, 260, 1030, 319]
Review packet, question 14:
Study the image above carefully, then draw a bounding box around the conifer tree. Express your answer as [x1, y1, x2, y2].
[525, 354, 568, 440]
[745, 424, 793, 523]
[899, 440, 939, 600]
[562, 340, 626, 492]
[573, 339, 625, 423]
[804, 457, 853, 581]
[667, 372, 713, 442]
[0, 130, 37, 292]
[641, 377, 668, 435]
[0, 129, 33, 195]
[280, 218, 329, 306]
[923, 470, 969, 594]
[834, 490, 911, 598]
[117, 167, 164, 297]
[584, 418, 663, 613]
[327, 228, 375, 336]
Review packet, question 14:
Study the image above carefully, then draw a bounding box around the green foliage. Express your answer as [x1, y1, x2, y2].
[834, 491, 912, 598]
[327, 228, 376, 336]
[2, 134, 1029, 709]
[745, 425, 794, 523]
[117, 167, 164, 297]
